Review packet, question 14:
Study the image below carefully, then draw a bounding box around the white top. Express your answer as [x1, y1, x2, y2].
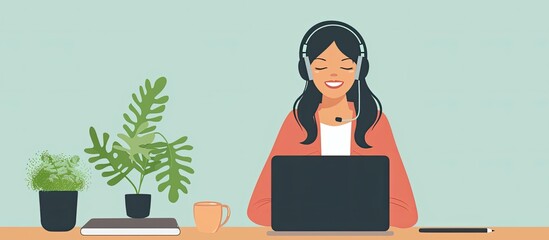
[320, 122, 352, 156]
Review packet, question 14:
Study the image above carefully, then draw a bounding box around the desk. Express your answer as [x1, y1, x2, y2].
[0, 227, 548, 240]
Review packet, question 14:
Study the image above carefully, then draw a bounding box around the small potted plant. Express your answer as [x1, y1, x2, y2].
[26, 151, 90, 231]
[85, 76, 195, 218]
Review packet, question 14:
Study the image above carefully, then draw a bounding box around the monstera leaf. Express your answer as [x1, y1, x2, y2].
[85, 127, 136, 188]
[114, 123, 156, 173]
[117, 77, 168, 172]
[146, 135, 194, 203]
[122, 77, 168, 138]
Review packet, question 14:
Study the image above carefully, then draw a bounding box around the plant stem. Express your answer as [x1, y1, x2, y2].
[155, 132, 170, 145]
[154, 132, 173, 168]
[137, 173, 145, 194]
[132, 132, 170, 195]
[125, 176, 138, 193]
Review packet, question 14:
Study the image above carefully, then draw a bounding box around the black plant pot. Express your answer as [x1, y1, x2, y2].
[125, 194, 151, 218]
[39, 191, 78, 231]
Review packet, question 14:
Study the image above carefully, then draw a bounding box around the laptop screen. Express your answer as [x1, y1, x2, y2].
[271, 155, 389, 231]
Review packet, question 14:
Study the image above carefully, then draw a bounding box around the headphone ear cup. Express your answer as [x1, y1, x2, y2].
[359, 58, 370, 79]
[298, 58, 310, 81]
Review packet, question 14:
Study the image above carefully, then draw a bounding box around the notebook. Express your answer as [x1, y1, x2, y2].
[80, 218, 180, 236]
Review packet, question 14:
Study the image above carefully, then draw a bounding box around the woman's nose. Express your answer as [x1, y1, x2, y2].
[330, 73, 337, 77]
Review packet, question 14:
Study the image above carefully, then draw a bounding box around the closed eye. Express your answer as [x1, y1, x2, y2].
[341, 67, 353, 70]
[315, 67, 327, 70]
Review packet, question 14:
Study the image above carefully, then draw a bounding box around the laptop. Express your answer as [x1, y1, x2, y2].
[270, 155, 390, 235]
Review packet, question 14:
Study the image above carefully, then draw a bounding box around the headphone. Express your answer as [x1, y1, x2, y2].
[297, 21, 369, 122]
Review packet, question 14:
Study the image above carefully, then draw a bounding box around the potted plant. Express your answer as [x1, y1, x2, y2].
[26, 151, 90, 231]
[85, 76, 194, 218]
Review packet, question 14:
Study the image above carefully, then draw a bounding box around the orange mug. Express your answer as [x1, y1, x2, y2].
[193, 201, 231, 233]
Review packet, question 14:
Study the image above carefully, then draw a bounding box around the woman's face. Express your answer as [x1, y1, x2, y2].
[310, 41, 357, 100]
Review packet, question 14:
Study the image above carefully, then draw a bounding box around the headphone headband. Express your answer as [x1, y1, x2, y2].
[300, 22, 366, 58]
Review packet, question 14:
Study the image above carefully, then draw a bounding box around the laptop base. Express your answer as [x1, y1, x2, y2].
[267, 231, 394, 236]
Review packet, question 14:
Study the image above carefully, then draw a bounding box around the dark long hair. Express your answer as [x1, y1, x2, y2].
[293, 21, 383, 148]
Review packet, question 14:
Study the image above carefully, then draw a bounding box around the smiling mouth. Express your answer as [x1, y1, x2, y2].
[325, 81, 343, 89]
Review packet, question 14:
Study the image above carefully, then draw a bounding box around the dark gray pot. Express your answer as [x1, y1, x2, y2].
[39, 191, 78, 231]
[125, 194, 151, 218]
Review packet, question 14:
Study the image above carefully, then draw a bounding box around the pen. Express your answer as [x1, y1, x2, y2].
[419, 228, 494, 233]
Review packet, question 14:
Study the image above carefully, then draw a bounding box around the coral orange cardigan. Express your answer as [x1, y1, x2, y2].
[247, 104, 418, 228]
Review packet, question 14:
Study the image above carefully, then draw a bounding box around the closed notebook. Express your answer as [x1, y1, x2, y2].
[80, 218, 180, 236]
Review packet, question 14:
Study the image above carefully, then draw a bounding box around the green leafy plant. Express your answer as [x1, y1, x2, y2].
[85, 76, 194, 203]
[26, 151, 90, 191]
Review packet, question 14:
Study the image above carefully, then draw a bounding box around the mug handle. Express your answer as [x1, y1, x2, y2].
[220, 204, 231, 227]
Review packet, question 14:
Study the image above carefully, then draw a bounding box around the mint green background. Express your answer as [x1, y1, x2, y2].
[1, 0, 548, 227]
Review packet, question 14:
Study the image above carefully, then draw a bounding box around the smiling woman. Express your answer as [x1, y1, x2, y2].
[293, 22, 381, 145]
[247, 20, 418, 228]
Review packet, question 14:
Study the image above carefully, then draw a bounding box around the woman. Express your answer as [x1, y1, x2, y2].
[247, 20, 418, 228]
